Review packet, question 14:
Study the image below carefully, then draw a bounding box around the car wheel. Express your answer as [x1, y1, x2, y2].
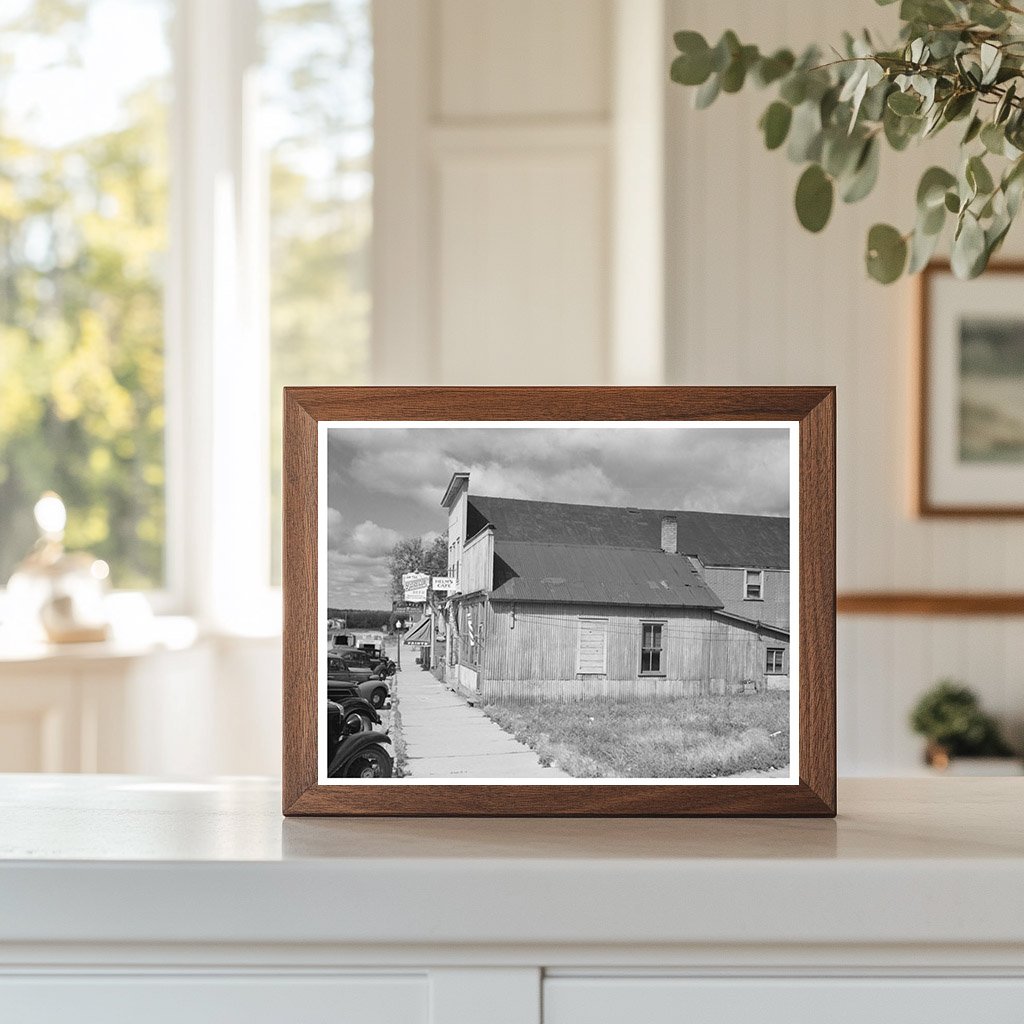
[346, 747, 393, 778]
[370, 687, 387, 709]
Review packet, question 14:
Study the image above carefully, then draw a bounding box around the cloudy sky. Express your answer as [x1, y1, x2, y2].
[325, 425, 791, 609]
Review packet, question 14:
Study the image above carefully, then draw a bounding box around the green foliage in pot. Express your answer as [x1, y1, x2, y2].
[909, 679, 1015, 757]
[670, 0, 1024, 283]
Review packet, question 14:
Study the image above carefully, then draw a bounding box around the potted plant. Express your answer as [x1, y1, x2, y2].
[670, 0, 1024, 283]
[909, 680, 1018, 771]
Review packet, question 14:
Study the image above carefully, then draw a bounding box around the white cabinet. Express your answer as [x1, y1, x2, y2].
[1, 777, 1022, 1023]
[1, 975, 429, 1024]
[544, 978, 1024, 1024]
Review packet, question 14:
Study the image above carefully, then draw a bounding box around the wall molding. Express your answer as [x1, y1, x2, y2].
[838, 592, 1024, 616]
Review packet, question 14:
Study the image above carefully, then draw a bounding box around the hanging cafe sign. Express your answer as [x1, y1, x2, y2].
[402, 573, 457, 603]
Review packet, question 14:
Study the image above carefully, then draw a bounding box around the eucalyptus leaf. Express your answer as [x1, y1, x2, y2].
[760, 102, 793, 150]
[822, 128, 863, 178]
[754, 49, 795, 87]
[970, 2, 1009, 30]
[888, 90, 921, 115]
[710, 31, 740, 73]
[694, 73, 721, 109]
[995, 83, 1017, 125]
[721, 44, 759, 93]
[981, 121, 1006, 155]
[980, 41, 1002, 86]
[908, 221, 942, 273]
[787, 100, 823, 162]
[917, 166, 957, 210]
[842, 137, 881, 203]
[920, 200, 946, 235]
[967, 154, 995, 195]
[795, 164, 834, 232]
[779, 73, 807, 106]
[866, 223, 908, 283]
[942, 91, 974, 122]
[951, 212, 987, 278]
[962, 115, 983, 145]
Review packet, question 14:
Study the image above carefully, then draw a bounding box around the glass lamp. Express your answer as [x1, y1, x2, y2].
[5, 493, 111, 644]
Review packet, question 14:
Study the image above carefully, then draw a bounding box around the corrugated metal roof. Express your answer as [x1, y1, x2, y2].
[490, 541, 724, 608]
[712, 609, 790, 638]
[468, 495, 789, 569]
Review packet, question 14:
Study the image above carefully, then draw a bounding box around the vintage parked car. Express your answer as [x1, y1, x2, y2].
[335, 646, 396, 679]
[325, 699, 393, 778]
[327, 656, 390, 709]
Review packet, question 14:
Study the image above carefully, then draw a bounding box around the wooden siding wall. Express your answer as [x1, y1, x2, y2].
[447, 488, 467, 589]
[708, 616, 789, 692]
[482, 602, 788, 702]
[701, 567, 790, 630]
[461, 528, 494, 596]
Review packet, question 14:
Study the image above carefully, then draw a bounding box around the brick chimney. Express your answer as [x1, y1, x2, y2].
[660, 515, 677, 554]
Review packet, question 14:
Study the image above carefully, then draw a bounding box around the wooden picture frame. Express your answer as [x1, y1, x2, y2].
[917, 260, 1024, 517]
[283, 387, 836, 817]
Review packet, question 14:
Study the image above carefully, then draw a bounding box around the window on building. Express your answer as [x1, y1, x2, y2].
[0, 0, 173, 589]
[745, 569, 764, 600]
[576, 617, 608, 675]
[766, 647, 785, 674]
[640, 622, 664, 675]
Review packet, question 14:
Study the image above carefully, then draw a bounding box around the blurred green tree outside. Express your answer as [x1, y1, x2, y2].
[0, 0, 371, 590]
[0, 0, 171, 588]
[264, 0, 372, 582]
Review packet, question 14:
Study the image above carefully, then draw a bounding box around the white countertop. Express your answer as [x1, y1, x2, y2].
[1, 776, 1022, 953]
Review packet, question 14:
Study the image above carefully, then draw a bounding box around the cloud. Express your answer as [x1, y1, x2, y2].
[345, 520, 402, 557]
[326, 507, 345, 551]
[327, 550, 392, 608]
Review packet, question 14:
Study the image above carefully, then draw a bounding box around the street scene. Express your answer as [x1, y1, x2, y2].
[322, 425, 795, 782]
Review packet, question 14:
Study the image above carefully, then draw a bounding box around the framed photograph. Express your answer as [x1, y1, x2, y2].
[282, 387, 835, 816]
[918, 261, 1024, 516]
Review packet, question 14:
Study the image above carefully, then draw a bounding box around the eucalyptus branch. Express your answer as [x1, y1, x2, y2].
[670, 0, 1024, 283]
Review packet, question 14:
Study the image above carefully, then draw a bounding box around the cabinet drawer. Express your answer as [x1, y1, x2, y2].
[544, 977, 1024, 1024]
[0, 974, 427, 1024]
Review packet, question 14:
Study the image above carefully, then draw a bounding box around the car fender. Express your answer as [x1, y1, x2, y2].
[330, 732, 392, 774]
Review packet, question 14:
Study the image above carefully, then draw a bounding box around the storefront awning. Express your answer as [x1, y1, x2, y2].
[402, 615, 432, 647]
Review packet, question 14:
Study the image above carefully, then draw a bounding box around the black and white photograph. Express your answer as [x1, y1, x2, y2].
[318, 422, 798, 784]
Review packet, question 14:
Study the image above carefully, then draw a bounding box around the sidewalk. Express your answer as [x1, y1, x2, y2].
[395, 666, 568, 779]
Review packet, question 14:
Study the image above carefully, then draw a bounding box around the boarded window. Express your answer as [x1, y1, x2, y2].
[766, 647, 785, 674]
[640, 622, 664, 675]
[576, 617, 608, 674]
[745, 569, 764, 600]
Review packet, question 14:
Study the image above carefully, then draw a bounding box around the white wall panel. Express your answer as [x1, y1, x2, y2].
[437, 150, 608, 383]
[374, 0, 620, 386]
[666, 0, 1024, 774]
[438, 0, 610, 120]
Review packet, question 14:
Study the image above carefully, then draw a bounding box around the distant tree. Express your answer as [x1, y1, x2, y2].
[387, 534, 448, 599]
[326, 608, 391, 630]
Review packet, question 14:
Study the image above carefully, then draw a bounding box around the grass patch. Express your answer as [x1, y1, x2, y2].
[481, 694, 790, 778]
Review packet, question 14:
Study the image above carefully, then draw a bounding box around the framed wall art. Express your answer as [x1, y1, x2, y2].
[918, 261, 1024, 517]
[282, 387, 836, 816]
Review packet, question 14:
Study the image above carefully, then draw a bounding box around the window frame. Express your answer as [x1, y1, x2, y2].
[765, 647, 786, 675]
[639, 619, 665, 677]
[744, 568, 764, 601]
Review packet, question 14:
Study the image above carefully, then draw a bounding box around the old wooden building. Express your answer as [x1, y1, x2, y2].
[437, 472, 791, 702]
